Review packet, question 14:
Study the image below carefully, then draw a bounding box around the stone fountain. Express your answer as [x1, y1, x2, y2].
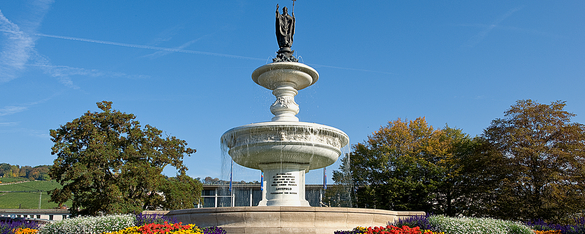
[164, 4, 424, 233]
[221, 61, 349, 207]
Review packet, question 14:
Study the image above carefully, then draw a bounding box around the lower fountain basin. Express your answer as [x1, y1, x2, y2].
[221, 122, 349, 171]
[161, 207, 425, 234]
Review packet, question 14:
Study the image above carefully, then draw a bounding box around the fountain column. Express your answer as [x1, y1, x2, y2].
[258, 163, 309, 206]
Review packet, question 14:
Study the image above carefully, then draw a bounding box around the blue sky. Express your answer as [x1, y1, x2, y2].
[1, 1, 584, 184]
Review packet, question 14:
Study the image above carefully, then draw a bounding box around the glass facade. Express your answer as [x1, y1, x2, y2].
[197, 184, 328, 208]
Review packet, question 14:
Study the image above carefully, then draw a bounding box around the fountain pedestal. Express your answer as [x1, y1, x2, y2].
[258, 163, 309, 206]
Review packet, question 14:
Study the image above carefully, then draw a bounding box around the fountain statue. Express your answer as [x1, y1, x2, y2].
[164, 3, 425, 233]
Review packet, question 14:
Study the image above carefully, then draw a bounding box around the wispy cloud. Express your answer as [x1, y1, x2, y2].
[35, 32, 265, 61]
[462, 6, 524, 48]
[0, 122, 19, 127]
[3, 4, 389, 83]
[0, 0, 53, 83]
[142, 26, 227, 59]
[0, 4, 147, 89]
[0, 11, 35, 83]
[0, 94, 55, 117]
[458, 23, 563, 39]
[29, 55, 150, 89]
[0, 106, 28, 117]
[143, 38, 203, 59]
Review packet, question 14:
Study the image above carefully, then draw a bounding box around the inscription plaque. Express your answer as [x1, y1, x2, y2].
[270, 172, 299, 195]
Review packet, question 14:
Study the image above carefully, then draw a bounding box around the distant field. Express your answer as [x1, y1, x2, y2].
[0, 177, 30, 183]
[0, 180, 72, 209]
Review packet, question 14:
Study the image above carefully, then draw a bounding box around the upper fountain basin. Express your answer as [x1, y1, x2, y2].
[252, 62, 319, 91]
[221, 121, 349, 171]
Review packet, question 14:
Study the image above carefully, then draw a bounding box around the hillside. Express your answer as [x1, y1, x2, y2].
[0, 180, 72, 209]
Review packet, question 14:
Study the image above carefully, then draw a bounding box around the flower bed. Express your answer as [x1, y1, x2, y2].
[1, 213, 225, 234]
[335, 225, 442, 234]
[0, 219, 40, 234]
[527, 218, 585, 234]
[335, 215, 585, 234]
[427, 215, 532, 234]
[40, 214, 136, 234]
[3, 213, 584, 234]
[104, 222, 201, 234]
[13, 228, 38, 234]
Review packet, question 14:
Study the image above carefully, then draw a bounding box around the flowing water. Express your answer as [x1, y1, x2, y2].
[219, 122, 352, 207]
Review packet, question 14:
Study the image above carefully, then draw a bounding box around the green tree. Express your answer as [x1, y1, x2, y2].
[48, 101, 198, 216]
[481, 100, 585, 223]
[28, 165, 51, 181]
[10, 165, 19, 178]
[19, 166, 32, 177]
[0, 163, 11, 177]
[429, 127, 479, 216]
[160, 174, 203, 210]
[348, 117, 469, 212]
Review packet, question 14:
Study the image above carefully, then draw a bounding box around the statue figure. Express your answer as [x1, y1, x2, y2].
[276, 4, 295, 50]
[273, 4, 298, 62]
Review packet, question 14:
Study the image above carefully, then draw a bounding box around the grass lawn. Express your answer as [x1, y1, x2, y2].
[0, 180, 72, 209]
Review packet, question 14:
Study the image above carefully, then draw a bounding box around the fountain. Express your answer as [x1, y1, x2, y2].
[165, 3, 424, 233]
[221, 61, 349, 207]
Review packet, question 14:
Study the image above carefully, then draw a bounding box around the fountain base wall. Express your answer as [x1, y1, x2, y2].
[162, 207, 425, 234]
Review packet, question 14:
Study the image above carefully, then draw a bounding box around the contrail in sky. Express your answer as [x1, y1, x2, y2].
[463, 6, 524, 48]
[33, 32, 395, 75]
[34, 32, 265, 61]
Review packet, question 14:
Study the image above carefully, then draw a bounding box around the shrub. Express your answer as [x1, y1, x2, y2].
[427, 215, 533, 234]
[39, 214, 135, 234]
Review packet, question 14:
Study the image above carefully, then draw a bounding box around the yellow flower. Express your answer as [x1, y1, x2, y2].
[13, 228, 39, 234]
[102, 226, 140, 234]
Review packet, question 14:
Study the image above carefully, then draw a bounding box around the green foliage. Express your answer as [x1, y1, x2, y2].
[480, 100, 585, 223]
[29, 165, 51, 181]
[0, 164, 51, 181]
[340, 99, 585, 222]
[0, 163, 11, 177]
[160, 174, 203, 210]
[346, 117, 475, 214]
[48, 101, 199, 216]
